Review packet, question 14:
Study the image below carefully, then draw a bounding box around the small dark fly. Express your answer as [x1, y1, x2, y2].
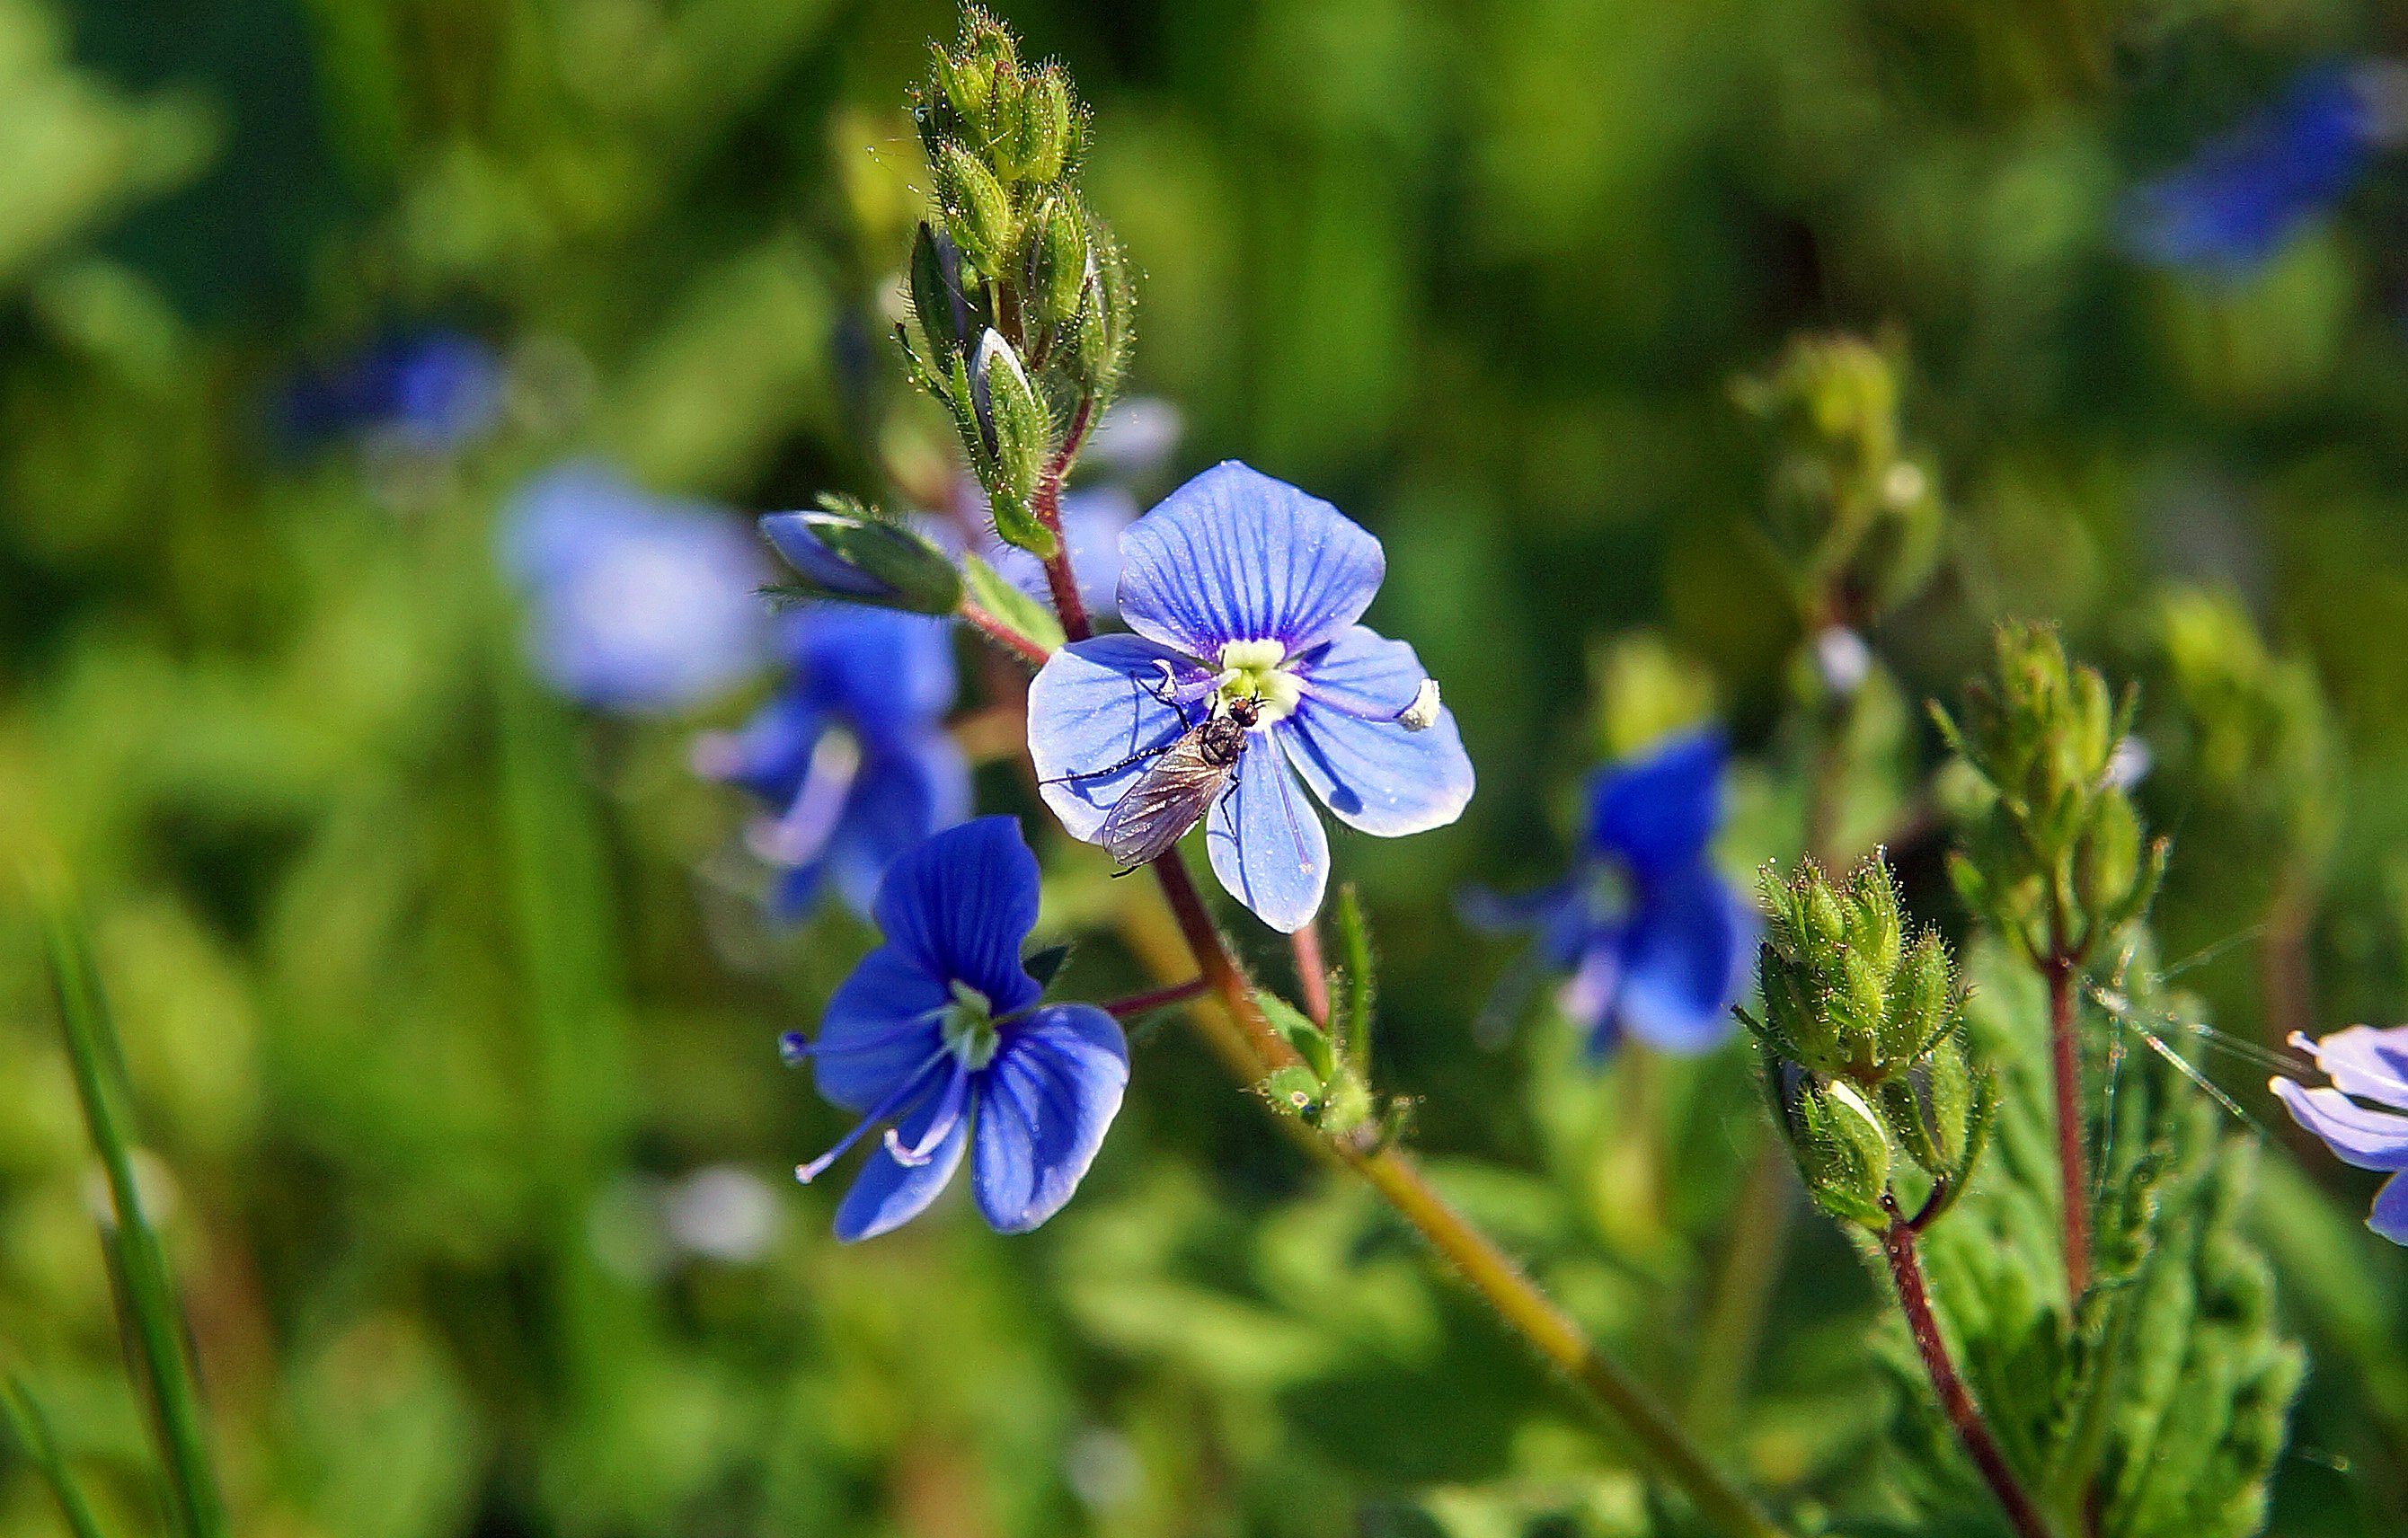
[1047, 687, 1262, 871]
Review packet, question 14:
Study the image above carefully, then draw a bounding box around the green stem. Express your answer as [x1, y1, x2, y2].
[41, 913, 228, 1538]
[2, 1373, 114, 1538]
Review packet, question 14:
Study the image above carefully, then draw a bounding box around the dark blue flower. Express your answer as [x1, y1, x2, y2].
[695, 605, 970, 918]
[500, 459, 771, 712]
[1026, 462, 1474, 933]
[2271, 1023, 2408, 1245]
[2126, 63, 2382, 274]
[282, 330, 506, 452]
[783, 817, 1129, 1242]
[1466, 729, 1757, 1056]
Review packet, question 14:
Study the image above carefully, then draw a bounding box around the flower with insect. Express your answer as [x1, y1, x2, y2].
[500, 459, 771, 712]
[783, 816, 1129, 1241]
[1465, 729, 1757, 1055]
[1026, 462, 1474, 932]
[694, 606, 969, 919]
[2270, 1022, 2408, 1245]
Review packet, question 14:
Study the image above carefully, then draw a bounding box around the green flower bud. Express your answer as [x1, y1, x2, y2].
[934, 143, 1014, 278]
[1001, 66, 1076, 184]
[1023, 194, 1090, 330]
[2076, 787, 2143, 922]
[970, 330, 1052, 554]
[1878, 932, 1954, 1065]
[1771, 1063, 1893, 1228]
[1751, 856, 1952, 1083]
[908, 223, 971, 367]
[1876, 1030, 1976, 1180]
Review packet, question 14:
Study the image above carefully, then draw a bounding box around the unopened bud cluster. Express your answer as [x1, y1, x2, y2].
[900, 8, 1134, 556]
[1742, 857, 1992, 1228]
[1736, 332, 1942, 627]
[1934, 623, 2167, 967]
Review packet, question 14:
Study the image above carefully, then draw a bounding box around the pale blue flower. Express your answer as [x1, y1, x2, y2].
[2271, 1023, 2408, 1245]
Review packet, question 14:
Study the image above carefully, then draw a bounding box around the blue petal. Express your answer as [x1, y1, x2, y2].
[2371, 1172, 2408, 1247]
[1614, 863, 1757, 1055]
[971, 1004, 1130, 1233]
[1279, 629, 1474, 836]
[824, 729, 973, 918]
[871, 816, 1044, 1014]
[834, 1089, 971, 1242]
[1587, 729, 1728, 877]
[760, 511, 899, 600]
[2290, 1023, 2408, 1110]
[814, 947, 951, 1112]
[1029, 635, 1213, 843]
[786, 607, 959, 744]
[1456, 878, 1581, 937]
[2125, 64, 2372, 273]
[693, 694, 826, 804]
[2271, 1079, 2408, 1171]
[1206, 733, 1329, 933]
[1117, 462, 1385, 659]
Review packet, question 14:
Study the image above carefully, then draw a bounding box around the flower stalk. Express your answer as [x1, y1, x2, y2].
[1881, 1198, 2060, 1538]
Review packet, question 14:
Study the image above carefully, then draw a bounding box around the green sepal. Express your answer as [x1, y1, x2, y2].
[1023, 942, 1072, 992]
[1255, 991, 1333, 1083]
[775, 497, 964, 614]
[959, 552, 1065, 656]
[1261, 1065, 1323, 1120]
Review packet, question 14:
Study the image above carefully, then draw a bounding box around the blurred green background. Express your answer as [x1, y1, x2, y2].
[6, 0, 2408, 1533]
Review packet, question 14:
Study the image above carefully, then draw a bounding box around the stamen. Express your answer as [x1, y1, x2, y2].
[882, 1065, 972, 1167]
[793, 1047, 950, 1184]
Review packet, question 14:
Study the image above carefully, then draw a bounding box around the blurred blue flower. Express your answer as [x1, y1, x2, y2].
[1027, 462, 1474, 933]
[2126, 63, 2384, 274]
[283, 330, 506, 452]
[783, 817, 1129, 1242]
[500, 459, 771, 712]
[694, 605, 969, 918]
[1465, 729, 1757, 1056]
[2271, 1023, 2408, 1245]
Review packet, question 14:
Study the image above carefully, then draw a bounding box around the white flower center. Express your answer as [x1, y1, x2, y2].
[1215, 640, 1302, 725]
[941, 979, 1000, 1070]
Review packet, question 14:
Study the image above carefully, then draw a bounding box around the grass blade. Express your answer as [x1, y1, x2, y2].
[41, 908, 229, 1538]
[1, 1372, 113, 1538]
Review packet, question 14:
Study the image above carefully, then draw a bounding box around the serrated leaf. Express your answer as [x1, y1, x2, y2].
[959, 552, 1065, 655]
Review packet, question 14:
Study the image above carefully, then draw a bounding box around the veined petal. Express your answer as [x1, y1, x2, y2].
[815, 948, 952, 1111]
[1615, 865, 1757, 1055]
[1206, 734, 1328, 933]
[1279, 696, 1474, 838]
[2271, 1078, 2408, 1171]
[1029, 635, 1212, 842]
[2291, 1023, 2408, 1111]
[871, 817, 1043, 1015]
[1118, 463, 1384, 658]
[834, 1090, 971, 1242]
[2371, 1172, 2408, 1247]
[824, 729, 973, 918]
[1293, 625, 1430, 719]
[971, 1004, 1130, 1233]
[1587, 729, 1729, 877]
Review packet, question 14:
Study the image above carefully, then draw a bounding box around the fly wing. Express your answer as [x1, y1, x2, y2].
[1097, 731, 1235, 868]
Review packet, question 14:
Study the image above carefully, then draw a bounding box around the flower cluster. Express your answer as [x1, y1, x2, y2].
[1466, 729, 1756, 1056]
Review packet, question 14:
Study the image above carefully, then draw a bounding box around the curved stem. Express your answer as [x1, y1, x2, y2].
[1100, 977, 1209, 1019]
[958, 598, 1054, 668]
[1144, 853, 1784, 1538]
[1881, 1206, 2060, 1538]
[2046, 955, 2091, 1302]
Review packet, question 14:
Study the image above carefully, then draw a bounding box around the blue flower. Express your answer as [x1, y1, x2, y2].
[2126, 63, 2382, 274]
[500, 459, 771, 712]
[283, 330, 506, 452]
[2271, 1024, 2408, 1245]
[1026, 462, 1475, 933]
[784, 817, 1129, 1242]
[1465, 729, 1757, 1056]
[695, 605, 970, 918]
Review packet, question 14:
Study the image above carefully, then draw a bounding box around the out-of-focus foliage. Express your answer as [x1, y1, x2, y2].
[3, 0, 2408, 1534]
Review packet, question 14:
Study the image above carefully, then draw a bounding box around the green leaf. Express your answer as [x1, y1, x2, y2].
[1330, 884, 1376, 1071]
[960, 552, 1065, 655]
[1024, 941, 1072, 991]
[0, 1374, 112, 1538]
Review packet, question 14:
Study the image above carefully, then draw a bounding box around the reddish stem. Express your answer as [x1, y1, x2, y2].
[1032, 398, 1099, 643]
[2046, 955, 2091, 1303]
[1290, 918, 1331, 1027]
[959, 598, 1053, 669]
[1101, 977, 1210, 1019]
[1882, 1207, 2061, 1538]
[1149, 854, 1306, 1074]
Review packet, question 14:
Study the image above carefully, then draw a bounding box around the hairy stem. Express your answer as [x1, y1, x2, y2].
[1881, 1207, 2060, 1538]
[958, 598, 1056, 668]
[1100, 977, 1210, 1019]
[2046, 955, 2091, 1302]
[1030, 397, 1098, 641]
